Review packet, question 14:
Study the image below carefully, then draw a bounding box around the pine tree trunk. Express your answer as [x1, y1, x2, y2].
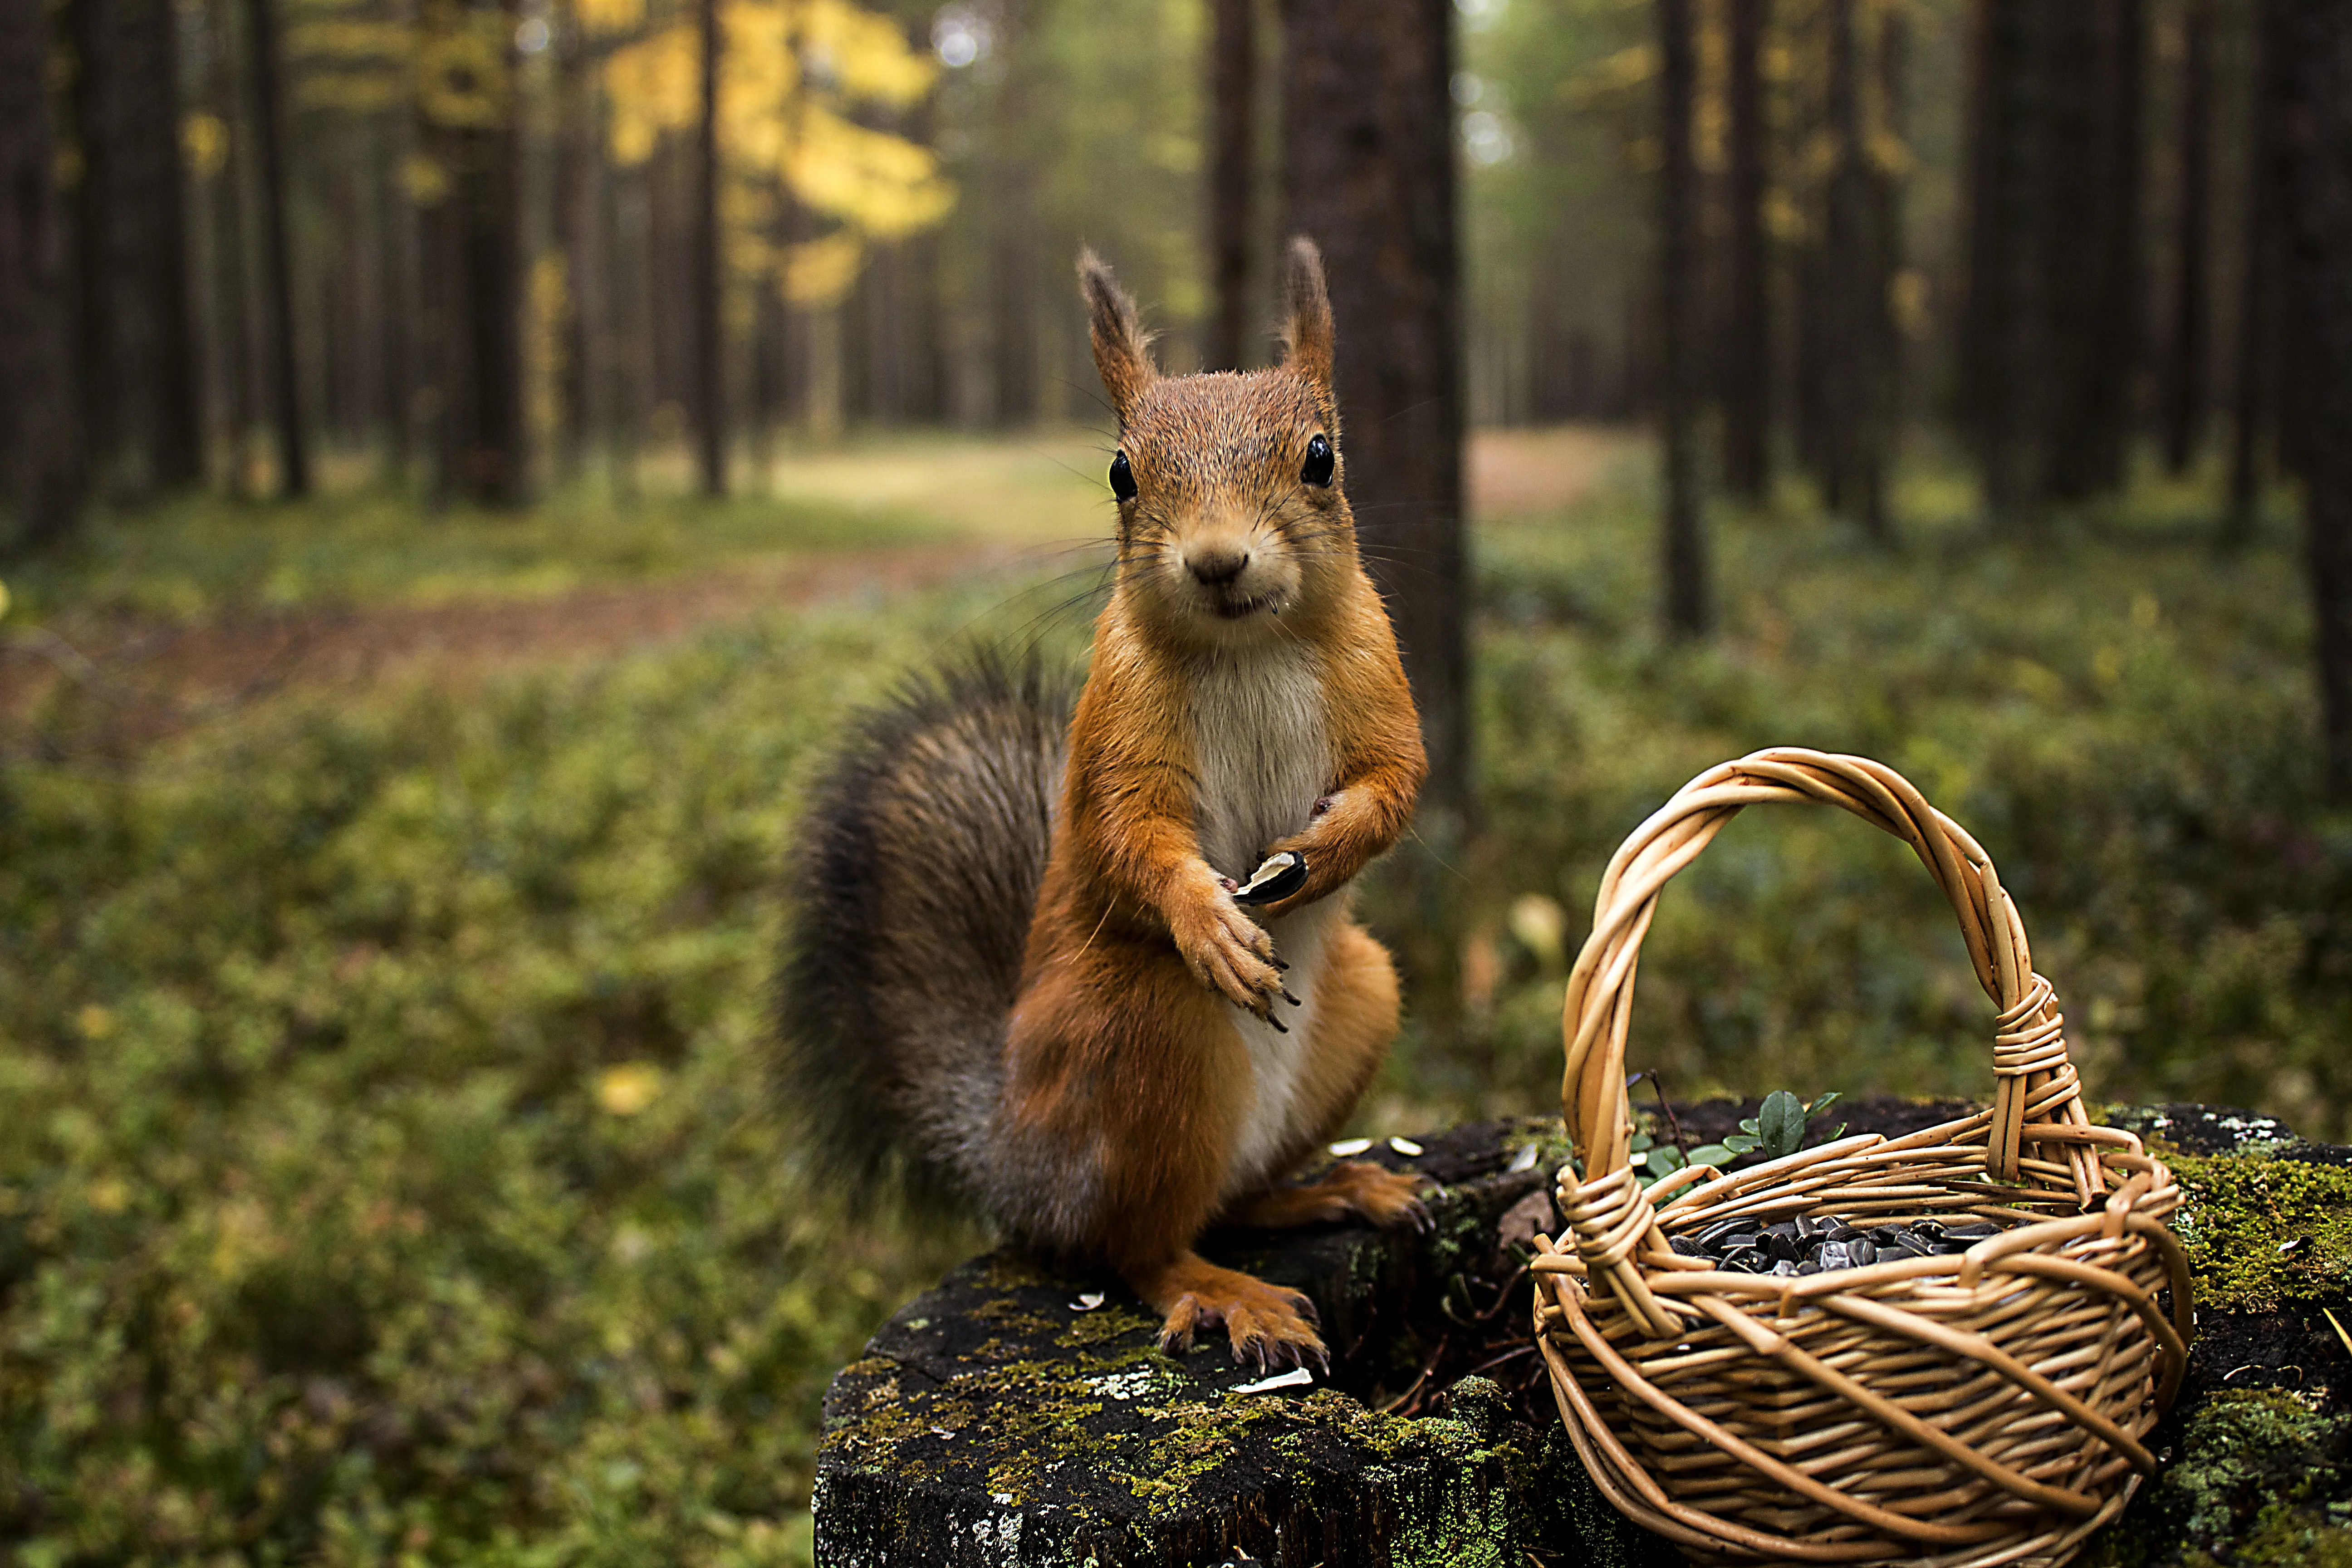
[1657, 0, 1708, 635]
[1721, 0, 1768, 500]
[2163, 0, 2214, 475]
[988, 4, 1036, 427]
[2038, 2, 2102, 502]
[2087, 0, 2145, 494]
[1821, 0, 1877, 534]
[2274, 0, 2352, 797]
[74, 0, 203, 494]
[244, 0, 309, 496]
[1279, 0, 1470, 821]
[1963, 0, 2025, 520]
[1867, 0, 1909, 536]
[461, 0, 526, 506]
[693, 0, 724, 494]
[2226, 0, 2283, 544]
[555, 0, 598, 481]
[377, 114, 416, 481]
[1205, 0, 1256, 372]
[0, 0, 81, 546]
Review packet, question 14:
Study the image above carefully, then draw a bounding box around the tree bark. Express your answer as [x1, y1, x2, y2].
[1279, 0, 1469, 822]
[1962, 0, 2038, 523]
[2226, 0, 2283, 544]
[1720, 0, 1768, 501]
[1205, 0, 1256, 372]
[2084, 0, 2145, 496]
[1658, 0, 1708, 635]
[0, 0, 81, 546]
[2163, 0, 2214, 476]
[693, 0, 724, 494]
[1868, 0, 1908, 531]
[554, 0, 598, 481]
[435, 0, 526, 508]
[1819, 0, 1882, 536]
[244, 0, 309, 496]
[73, 0, 203, 494]
[2273, 0, 2352, 798]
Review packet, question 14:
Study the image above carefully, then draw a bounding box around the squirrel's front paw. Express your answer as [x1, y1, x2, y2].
[1173, 885, 1282, 1019]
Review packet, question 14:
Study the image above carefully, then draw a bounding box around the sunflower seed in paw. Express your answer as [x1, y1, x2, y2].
[1388, 1136, 1424, 1157]
[1328, 1137, 1373, 1156]
[1233, 852, 1309, 906]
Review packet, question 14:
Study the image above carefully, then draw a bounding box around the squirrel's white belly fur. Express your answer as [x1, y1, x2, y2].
[1188, 646, 1337, 1200]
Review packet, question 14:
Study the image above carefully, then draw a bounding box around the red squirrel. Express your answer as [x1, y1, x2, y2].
[780, 239, 1429, 1369]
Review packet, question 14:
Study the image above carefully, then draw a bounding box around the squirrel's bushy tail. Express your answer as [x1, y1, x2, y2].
[775, 653, 1071, 1214]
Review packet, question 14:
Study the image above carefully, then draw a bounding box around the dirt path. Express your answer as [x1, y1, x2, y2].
[1, 427, 1629, 757]
[0, 541, 1049, 756]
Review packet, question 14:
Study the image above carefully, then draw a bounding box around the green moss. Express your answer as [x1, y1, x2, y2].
[2192, 1515, 2352, 1568]
[2162, 1152, 2352, 1311]
[2086, 1392, 2352, 1568]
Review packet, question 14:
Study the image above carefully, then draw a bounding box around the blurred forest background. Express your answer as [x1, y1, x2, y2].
[5, 0, 2352, 1559]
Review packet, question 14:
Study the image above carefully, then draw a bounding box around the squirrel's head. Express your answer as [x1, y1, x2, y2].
[1080, 239, 1354, 649]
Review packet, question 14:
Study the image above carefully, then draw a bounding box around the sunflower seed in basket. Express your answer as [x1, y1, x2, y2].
[1665, 1212, 2010, 1274]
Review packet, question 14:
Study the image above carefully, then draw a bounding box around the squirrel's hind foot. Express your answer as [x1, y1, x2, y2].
[1135, 1253, 1327, 1373]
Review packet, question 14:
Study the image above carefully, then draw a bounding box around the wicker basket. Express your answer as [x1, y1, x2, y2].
[1531, 748, 2194, 1567]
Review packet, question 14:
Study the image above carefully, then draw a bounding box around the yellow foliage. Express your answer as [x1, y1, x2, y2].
[576, 0, 645, 37]
[291, 17, 413, 113]
[402, 152, 450, 206]
[603, 23, 698, 165]
[801, 0, 935, 106]
[415, 16, 509, 130]
[594, 1063, 666, 1117]
[526, 252, 572, 445]
[181, 112, 229, 181]
[783, 231, 862, 308]
[599, 0, 954, 300]
[1566, 43, 1657, 105]
[287, 19, 413, 63]
[785, 104, 952, 236]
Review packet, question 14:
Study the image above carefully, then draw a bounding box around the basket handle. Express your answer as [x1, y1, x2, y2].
[1557, 749, 2096, 1328]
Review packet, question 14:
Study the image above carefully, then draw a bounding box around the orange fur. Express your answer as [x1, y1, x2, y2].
[1001, 244, 1428, 1366]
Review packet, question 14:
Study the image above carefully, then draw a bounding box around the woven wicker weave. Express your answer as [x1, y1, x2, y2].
[1531, 748, 2194, 1567]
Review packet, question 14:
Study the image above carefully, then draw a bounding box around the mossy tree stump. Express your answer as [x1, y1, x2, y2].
[815, 1106, 2352, 1567]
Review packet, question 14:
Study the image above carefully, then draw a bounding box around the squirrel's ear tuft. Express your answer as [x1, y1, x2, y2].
[1279, 236, 1335, 397]
[1077, 247, 1156, 423]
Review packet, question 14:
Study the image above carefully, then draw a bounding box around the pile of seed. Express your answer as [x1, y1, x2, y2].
[1665, 1215, 2006, 1276]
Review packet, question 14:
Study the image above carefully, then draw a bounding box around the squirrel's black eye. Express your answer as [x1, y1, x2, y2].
[1301, 433, 1335, 487]
[1109, 451, 1137, 501]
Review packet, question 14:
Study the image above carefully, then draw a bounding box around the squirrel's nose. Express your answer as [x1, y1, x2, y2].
[1187, 546, 1250, 587]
